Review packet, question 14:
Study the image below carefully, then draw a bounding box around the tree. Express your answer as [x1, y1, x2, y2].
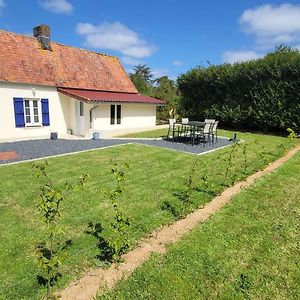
[129, 65, 180, 122]
[154, 76, 180, 121]
[129, 64, 154, 95]
[131, 64, 153, 84]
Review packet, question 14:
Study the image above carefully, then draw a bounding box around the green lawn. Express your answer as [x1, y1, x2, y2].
[0, 130, 296, 299]
[117, 127, 168, 138]
[99, 149, 300, 300]
[118, 127, 246, 140]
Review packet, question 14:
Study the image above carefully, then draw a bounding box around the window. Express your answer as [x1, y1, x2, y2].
[110, 104, 122, 125]
[24, 98, 41, 126]
[110, 105, 115, 125]
[117, 105, 121, 124]
[80, 101, 84, 117]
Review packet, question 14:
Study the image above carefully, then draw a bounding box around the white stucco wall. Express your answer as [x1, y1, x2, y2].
[92, 103, 156, 131]
[0, 82, 70, 141]
[0, 82, 158, 141]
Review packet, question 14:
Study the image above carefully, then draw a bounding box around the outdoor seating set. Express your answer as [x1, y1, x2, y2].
[167, 118, 219, 146]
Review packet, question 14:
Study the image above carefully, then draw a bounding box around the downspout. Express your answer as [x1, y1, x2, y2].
[89, 105, 98, 129]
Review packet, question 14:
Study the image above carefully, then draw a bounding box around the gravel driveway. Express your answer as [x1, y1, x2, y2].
[0, 137, 232, 164]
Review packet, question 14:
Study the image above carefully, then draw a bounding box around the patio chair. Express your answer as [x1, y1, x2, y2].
[204, 118, 215, 124]
[167, 119, 182, 141]
[167, 118, 176, 139]
[203, 122, 213, 145]
[179, 123, 191, 140]
[192, 124, 205, 146]
[182, 118, 189, 124]
[210, 121, 219, 143]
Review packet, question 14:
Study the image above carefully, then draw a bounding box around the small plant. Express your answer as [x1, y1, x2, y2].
[287, 128, 297, 141]
[88, 160, 131, 262]
[254, 140, 268, 165]
[193, 161, 216, 196]
[32, 161, 90, 299]
[242, 143, 249, 176]
[223, 142, 238, 186]
[174, 159, 198, 203]
[168, 159, 198, 217]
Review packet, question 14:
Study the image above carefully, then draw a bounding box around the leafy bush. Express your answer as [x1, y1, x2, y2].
[32, 162, 90, 299]
[177, 46, 300, 133]
[88, 160, 131, 263]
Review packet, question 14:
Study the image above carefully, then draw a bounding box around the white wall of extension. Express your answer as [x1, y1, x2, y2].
[91, 103, 156, 131]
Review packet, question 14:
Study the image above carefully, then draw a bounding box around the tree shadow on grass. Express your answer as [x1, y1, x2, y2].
[85, 222, 114, 263]
[36, 239, 73, 287]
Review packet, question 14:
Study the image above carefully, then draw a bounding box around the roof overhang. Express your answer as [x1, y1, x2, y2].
[58, 88, 166, 105]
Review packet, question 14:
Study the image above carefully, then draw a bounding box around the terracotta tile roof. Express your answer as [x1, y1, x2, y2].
[0, 30, 137, 93]
[58, 88, 166, 105]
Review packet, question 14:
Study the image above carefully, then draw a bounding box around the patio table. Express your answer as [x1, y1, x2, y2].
[171, 121, 205, 145]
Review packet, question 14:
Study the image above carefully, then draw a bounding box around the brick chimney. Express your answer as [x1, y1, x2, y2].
[33, 24, 52, 51]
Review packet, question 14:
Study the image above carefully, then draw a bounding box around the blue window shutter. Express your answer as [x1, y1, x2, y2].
[41, 98, 50, 126]
[13, 98, 25, 127]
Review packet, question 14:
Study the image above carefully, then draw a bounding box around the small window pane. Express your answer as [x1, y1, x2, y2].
[26, 116, 31, 123]
[110, 105, 115, 125]
[25, 100, 30, 108]
[34, 116, 39, 123]
[80, 102, 84, 117]
[34, 108, 38, 115]
[33, 101, 38, 108]
[117, 105, 121, 124]
[25, 108, 30, 115]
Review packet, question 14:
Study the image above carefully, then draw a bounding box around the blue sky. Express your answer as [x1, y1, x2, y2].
[1, 0, 300, 79]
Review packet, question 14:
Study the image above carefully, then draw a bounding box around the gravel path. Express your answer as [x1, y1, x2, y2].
[0, 137, 232, 164]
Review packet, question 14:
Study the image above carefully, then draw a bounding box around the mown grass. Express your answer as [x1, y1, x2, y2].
[117, 127, 168, 138]
[0, 130, 296, 299]
[99, 151, 300, 300]
[118, 127, 243, 140]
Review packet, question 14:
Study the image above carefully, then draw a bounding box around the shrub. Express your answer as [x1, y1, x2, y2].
[177, 46, 300, 133]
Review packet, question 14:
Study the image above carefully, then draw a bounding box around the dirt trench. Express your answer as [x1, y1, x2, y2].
[58, 144, 300, 300]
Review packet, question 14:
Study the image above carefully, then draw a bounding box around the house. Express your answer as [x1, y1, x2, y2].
[0, 25, 165, 141]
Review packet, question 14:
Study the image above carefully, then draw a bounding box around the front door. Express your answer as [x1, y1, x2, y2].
[75, 101, 85, 136]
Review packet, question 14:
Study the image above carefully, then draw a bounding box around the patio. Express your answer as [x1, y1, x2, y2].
[0, 137, 233, 165]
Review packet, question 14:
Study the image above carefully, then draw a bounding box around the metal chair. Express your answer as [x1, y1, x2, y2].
[210, 121, 219, 143]
[204, 118, 215, 123]
[167, 119, 176, 139]
[182, 118, 189, 124]
[203, 122, 213, 145]
[167, 119, 182, 141]
[191, 124, 205, 146]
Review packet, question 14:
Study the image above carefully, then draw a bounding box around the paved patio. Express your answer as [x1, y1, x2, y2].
[0, 137, 233, 164]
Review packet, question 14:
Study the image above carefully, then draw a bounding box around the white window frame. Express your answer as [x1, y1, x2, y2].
[24, 98, 42, 127]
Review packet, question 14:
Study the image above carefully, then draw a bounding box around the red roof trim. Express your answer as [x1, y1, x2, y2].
[58, 88, 166, 105]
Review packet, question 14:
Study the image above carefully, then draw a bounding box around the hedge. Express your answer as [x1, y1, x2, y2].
[177, 47, 300, 133]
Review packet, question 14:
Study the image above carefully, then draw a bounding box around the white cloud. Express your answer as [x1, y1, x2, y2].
[39, 0, 73, 14]
[173, 60, 183, 66]
[240, 3, 300, 48]
[222, 50, 261, 63]
[152, 68, 168, 79]
[121, 56, 143, 66]
[0, 0, 5, 15]
[76, 21, 156, 58]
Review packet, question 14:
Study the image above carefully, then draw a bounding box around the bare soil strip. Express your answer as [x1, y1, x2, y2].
[59, 145, 300, 300]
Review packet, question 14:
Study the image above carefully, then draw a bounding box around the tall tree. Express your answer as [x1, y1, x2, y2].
[131, 64, 153, 84]
[154, 76, 180, 120]
[129, 65, 180, 122]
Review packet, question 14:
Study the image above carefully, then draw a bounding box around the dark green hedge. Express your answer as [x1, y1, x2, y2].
[177, 47, 300, 133]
